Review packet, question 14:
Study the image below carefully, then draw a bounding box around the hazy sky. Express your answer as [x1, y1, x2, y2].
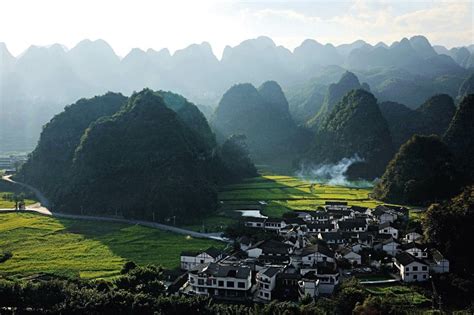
[1, 0, 472, 58]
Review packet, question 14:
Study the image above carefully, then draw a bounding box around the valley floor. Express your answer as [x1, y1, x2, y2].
[0, 212, 223, 279]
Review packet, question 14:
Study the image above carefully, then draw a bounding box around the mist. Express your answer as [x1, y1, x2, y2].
[295, 155, 374, 188]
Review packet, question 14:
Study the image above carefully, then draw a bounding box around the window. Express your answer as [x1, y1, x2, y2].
[413, 266, 418, 271]
[422, 266, 427, 271]
[323, 257, 327, 262]
[264, 292, 269, 298]
[405, 267, 409, 272]
[198, 279, 204, 285]
[264, 284, 269, 289]
[227, 281, 234, 288]
[200, 259, 204, 263]
[238, 282, 245, 288]
[413, 275, 418, 279]
[423, 275, 427, 279]
[218, 280, 224, 287]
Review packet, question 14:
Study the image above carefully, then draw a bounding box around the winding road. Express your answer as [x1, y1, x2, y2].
[1, 175, 227, 242]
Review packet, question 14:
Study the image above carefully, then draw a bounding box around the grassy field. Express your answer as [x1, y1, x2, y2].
[0, 192, 37, 208]
[0, 212, 224, 280]
[365, 284, 431, 306]
[219, 175, 385, 218]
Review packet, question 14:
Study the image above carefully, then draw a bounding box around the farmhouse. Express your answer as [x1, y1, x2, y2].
[378, 222, 399, 239]
[180, 247, 224, 270]
[399, 242, 428, 259]
[336, 247, 362, 265]
[256, 266, 283, 301]
[300, 244, 335, 266]
[298, 271, 320, 299]
[394, 252, 429, 282]
[188, 263, 252, 297]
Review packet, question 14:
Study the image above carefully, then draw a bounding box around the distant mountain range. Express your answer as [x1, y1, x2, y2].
[0, 35, 473, 153]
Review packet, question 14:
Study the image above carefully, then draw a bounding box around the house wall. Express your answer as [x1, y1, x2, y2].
[181, 253, 218, 270]
[396, 261, 429, 282]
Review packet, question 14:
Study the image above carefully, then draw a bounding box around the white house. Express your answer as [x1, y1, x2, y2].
[399, 242, 428, 259]
[300, 244, 335, 266]
[244, 217, 266, 229]
[256, 266, 283, 301]
[337, 247, 362, 265]
[378, 238, 399, 256]
[378, 222, 399, 239]
[298, 271, 320, 299]
[405, 231, 423, 243]
[315, 262, 340, 294]
[394, 252, 429, 282]
[188, 263, 252, 297]
[428, 249, 450, 273]
[181, 247, 224, 270]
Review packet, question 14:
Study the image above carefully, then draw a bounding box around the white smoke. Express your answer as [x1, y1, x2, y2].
[296, 155, 374, 187]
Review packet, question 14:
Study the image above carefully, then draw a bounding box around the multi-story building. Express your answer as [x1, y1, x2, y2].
[188, 263, 252, 298]
[256, 266, 283, 301]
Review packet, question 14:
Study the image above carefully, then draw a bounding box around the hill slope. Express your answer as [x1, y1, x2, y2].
[373, 135, 459, 205]
[306, 89, 394, 179]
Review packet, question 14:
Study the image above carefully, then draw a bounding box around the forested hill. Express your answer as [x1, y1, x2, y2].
[211, 81, 307, 171]
[17, 92, 128, 195]
[379, 94, 456, 148]
[17, 89, 254, 222]
[305, 89, 394, 179]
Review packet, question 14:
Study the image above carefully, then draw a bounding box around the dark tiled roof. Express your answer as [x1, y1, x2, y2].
[301, 244, 335, 258]
[379, 222, 395, 229]
[338, 219, 367, 230]
[381, 237, 399, 245]
[192, 263, 251, 279]
[430, 249, 446, 262]
[316, 262, 338, 274]
[399, 242, 425, 251]
[262, 267, 282, 278]
[205, 247, 224, 258]
[307, 223, 334, 230]
[395, 252, 427, 266]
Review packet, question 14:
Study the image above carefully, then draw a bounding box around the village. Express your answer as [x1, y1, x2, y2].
[177, 202, 449, 302]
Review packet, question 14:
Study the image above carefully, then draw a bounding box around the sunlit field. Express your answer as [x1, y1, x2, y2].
[0, 212, 223, 280]
[219, 175, 385, 218]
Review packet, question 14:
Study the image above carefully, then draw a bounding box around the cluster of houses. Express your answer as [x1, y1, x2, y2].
[178, 202, 449, 302]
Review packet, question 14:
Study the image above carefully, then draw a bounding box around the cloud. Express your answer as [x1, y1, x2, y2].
[241, 0, 473, 48]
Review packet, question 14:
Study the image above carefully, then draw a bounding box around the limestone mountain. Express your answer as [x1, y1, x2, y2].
[373, 135, 459, 205]
[211, 81, 300, 170]
[306, 71, 367, 129]
[17, 92, 128, 198]
[443, 94, 474, 184]
[379, 94, 456, 148]
[306, 89, 394, 179]
[57, 90, 219, 220]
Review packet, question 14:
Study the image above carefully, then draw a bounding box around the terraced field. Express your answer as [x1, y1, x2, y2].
[219, 175, 384, 218]
[0, 212, 224, 279]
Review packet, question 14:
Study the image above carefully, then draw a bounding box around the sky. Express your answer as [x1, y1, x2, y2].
[0, 0, 472, 58]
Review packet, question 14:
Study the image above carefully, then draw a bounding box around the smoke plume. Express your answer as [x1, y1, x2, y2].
[296, 155, 374, 187]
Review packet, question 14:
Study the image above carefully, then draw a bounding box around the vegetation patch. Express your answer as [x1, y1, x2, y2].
[365, 284, 431, 306]
[0, 212, 223, 279]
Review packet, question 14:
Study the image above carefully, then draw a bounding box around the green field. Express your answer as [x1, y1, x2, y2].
[0, 213, 223, 279]
[219, 175, 385, 218]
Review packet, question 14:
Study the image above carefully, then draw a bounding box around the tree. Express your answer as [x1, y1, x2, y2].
[220, 134, 258, 180]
